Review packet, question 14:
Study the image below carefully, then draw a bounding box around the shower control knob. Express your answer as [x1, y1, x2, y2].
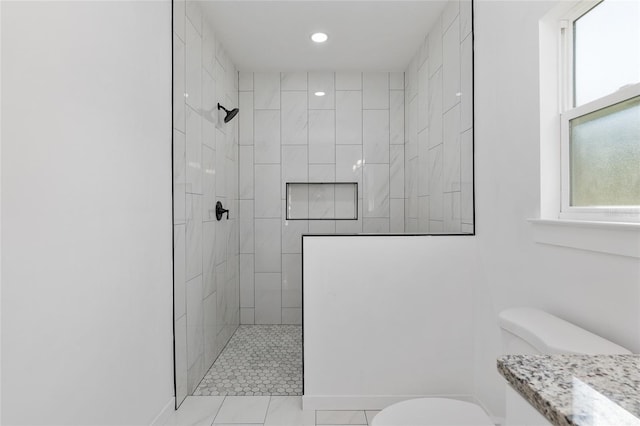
[215, 201, 229, 221]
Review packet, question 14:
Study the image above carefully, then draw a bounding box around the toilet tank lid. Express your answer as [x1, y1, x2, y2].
[499, 308, 632, 355]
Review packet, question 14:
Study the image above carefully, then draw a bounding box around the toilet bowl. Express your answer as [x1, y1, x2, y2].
[372, 307, 631, 426]
[371, 398, 493, 426]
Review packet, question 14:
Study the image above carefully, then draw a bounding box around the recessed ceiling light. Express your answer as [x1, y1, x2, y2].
[311, 32, 328, 43]
[314, 91, 326, 97]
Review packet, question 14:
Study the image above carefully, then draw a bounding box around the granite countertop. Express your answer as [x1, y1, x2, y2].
[498, 354, 640, 426]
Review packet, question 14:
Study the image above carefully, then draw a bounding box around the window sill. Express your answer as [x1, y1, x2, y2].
[528, 219, 640, 258]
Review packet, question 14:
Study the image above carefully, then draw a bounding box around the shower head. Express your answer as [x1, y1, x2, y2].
[217, 103, 239, 123]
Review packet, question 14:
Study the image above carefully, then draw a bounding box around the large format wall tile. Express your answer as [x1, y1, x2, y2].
[281, 91, 308, 145]
[254, 72, 280, 109]
[255, 273, 282, 324]
[173, 3, 239, 403]
[246, 71, 403, 323]
[336, 91, 362, 145]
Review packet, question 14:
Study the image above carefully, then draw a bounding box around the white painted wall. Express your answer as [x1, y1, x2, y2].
[472, 0, 640, 418]
[303, 235, 476, 409]
[302, 0, 640, 419]
[1, 1, 173, 424]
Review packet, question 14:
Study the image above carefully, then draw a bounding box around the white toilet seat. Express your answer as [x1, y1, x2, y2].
[371, 398, 494, 426]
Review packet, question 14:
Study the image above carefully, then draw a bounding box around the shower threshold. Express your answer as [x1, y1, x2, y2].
[193, 325, 302, 396]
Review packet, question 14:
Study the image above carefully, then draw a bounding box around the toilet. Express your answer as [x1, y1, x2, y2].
[372, 307, 631, 426]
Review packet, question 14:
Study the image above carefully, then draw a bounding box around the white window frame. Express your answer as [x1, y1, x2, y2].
[558, 0, 640, 223]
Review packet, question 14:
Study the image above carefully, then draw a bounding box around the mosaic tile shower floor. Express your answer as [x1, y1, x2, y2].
[193, 325, 302, 396]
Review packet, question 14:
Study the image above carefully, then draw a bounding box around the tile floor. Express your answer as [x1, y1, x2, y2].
[194, 325, 302, 396]
[165, 396, 381, 426]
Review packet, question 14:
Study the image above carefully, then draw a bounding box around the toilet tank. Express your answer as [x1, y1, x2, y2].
[499, 307, 632, 355]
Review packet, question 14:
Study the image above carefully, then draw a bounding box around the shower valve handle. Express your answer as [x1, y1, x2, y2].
[215, 201, 229, 221]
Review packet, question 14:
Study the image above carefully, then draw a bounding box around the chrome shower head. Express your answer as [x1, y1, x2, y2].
[217, 103, 239, 123]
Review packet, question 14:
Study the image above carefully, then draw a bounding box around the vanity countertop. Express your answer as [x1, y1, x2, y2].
[497, 354, 640, 426]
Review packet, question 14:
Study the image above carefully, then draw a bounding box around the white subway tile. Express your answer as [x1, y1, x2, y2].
[255, 164, 281, 218]
[309, 184, 334, 219]
[443, 17, 461, 112]
[308, 164, 335, 182]
[240, 254, 254, 308]
[173, 34, 186, 133]
[336, 71, 362, 90]
[282, 219, 308, 254]
[336, 145, 363, 188]
[308, 110, 335, 164]
[460, 0, 473, 39]
[186, 194, 203, 280]
[240, 308, 255, 324]
[215, 129, 226, 197]
[203, 291, 218, 368]
[428, 68, 443, 148]
[174, 130, 187, 224]
[336, 91, 362, 145]
[282, 254, 302, 308]
[255, 219, 281, 272]
[239, 91, 254, 145]
[429, 17, 442, 77]
[254, 72, 280, 109]
[418, 61, 429, 132]
[185, 21, 202, 110]
[390, 90, 405, 145]
[444, 191, 461, 233]
[419, 196, 430, 232]
[428, 144, 443, 221]
[461, 34, 473, 132]
[281, 91, 308, 145]
[282, 308, 302, 325]
[390, 145, 405, 199]
[308, 221, 336, 233]
[363, 218, 390, 233]
[308, 72, 335, 109]
[443, 104, 461, 192]
[174, 315, 187, 403]
[239, 72, 253, 91]
[363, 164, 389, 218]
[254, 110, 280, 163]
[173, 0, 185, 41]
[255, 273, 282, 324]
[281, 72, 308, 91]
[202, 146, 216, 221]
[186, 107, 202, 195]
[186, 274, 203, 368]
[461, 129, 473, 224]
[202, 24, 216, 78]
[363, 72, 389, 109]
[418, 129, 429, 197]
[363, 110, 389, 164]
[239, 145, 254, 199]
[174, 225, 186, 320]
[282, 146, 308, 198]
[390, 198, 405, 233]
[185, 0, 202, 34]
[239, 200, 254, 254]
[390, 72, 404, 90]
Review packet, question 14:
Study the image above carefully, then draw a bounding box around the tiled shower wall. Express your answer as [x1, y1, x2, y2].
[404, 0, 474, 233]
[238, 72, 405, 325]
[173, 0, 240, 405]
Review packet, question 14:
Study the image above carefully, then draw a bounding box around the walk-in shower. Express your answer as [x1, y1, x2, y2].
[172, 0, 474, 409]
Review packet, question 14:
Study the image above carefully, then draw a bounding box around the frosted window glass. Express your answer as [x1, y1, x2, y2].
[570, 96, 640, 206]
[574, 0, 640, 106]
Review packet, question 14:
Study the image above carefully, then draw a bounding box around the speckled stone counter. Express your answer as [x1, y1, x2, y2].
[498, 354, 640, 426]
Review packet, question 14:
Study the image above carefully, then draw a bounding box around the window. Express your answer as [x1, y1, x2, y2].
[559, 0, 640, 222]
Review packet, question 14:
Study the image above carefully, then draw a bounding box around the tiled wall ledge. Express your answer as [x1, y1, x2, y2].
[528, 219, 640, 258]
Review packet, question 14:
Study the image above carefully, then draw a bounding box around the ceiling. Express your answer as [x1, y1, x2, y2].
[200, 1, 448, 72]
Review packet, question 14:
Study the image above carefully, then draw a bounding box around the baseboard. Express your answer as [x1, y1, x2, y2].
[150, 397, 175, 426]
[302, 394, 477, 411]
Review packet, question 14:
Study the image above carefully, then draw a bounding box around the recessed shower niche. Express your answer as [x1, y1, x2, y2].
[286, 182, 358, 220]
[172, 0, 474, 408]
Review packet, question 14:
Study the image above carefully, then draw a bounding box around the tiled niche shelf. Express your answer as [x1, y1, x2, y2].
[286, 182, 358, 220]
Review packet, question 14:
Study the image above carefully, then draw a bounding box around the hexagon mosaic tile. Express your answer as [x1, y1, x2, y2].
[193, 325, 302, 396]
